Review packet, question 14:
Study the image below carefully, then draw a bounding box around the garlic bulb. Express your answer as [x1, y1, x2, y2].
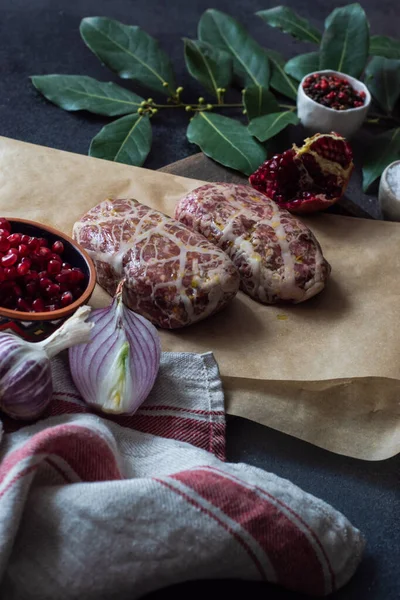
[0, 306, 93, 420]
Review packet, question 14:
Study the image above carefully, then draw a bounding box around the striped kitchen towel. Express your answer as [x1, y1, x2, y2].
[2, 352, 226, 460]
[0, 352, 364, 599]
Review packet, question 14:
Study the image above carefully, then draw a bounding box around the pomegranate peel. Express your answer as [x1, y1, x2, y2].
[249, 132, 354, 214]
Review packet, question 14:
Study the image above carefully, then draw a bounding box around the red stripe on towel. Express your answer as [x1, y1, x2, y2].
[0, 425, 122, 485]
[171, 468, 327, 596]
[205, 465, 336, 593]
[155, 477, 267, 580]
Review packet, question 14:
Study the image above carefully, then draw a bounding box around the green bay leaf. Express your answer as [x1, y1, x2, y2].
[89, 113, 152, 166]
[284, 52, 320, 82]
[187, 112, 266, 176]
[243, 86, 279, 120]
[198, 9, 270, 89]
[365, 57, 400, 113]
[265, 50, 298, 100]
[80, 17, 175, 95]
[362, 128, 400, 191]
[31, 75, 144, 116]
[369, 35, 400, 59]
[248, 111, 299, 142]
[183, 39, 232, 98]
[319, 4, 369, 78]
[257, 7, 321, 44]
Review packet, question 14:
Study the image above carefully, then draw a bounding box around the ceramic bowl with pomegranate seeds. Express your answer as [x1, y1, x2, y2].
[0, 218, 96, 341]
[297, 69, 371, 138]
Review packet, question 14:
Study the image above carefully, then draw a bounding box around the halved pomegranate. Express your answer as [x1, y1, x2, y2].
[249, 132, 354, 214]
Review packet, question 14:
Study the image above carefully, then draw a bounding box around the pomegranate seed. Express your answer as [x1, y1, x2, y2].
[9, 248, 18, 256]
[49, 253, 62, 262]
[38, 246, 52, 260]
[45, 283, 60, 297]
[32, 298, 45, 312]
[28, 238, 40, 251]
[26, 281, 38, 297]
[21, 234, 30, 245]
[7, 233, 21, 247]
[52, 240, 64, 254]
[16, 297, 31, 312]
[4, 267, 16, 280]
[29, 257, 42, 270]
[25, 269, 38, 282]
[18, 243, 29, 257]
[38, 270, 47, 279]
[38, 237, 48, 247]
[0, 238, 10, 252]
[0, 218, 11, 232]
[60, 291, 73, 307]
[62, 262, 71, 270]
[2, 252, 18, 267]
[39, 277, 52, 289]
[17, 261, 30, 276]
[47, 259, 62, 275]
[55, 270, 71, 284]
[12, 283, 22, 296]
[21, 256, 32, 266]
[70, 267, 85, 283]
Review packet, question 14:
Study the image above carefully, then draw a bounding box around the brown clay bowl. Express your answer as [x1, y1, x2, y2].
[0, 218, 96, 341]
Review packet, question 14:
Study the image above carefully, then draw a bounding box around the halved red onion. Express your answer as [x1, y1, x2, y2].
[69, 286, 161, 415]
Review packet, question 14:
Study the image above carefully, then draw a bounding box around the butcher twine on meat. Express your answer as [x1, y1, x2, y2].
[175, 183, 331, 304]
[73, 198, 240, 329]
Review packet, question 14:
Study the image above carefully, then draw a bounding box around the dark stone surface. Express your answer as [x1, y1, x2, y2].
[0, 1, 399, 598]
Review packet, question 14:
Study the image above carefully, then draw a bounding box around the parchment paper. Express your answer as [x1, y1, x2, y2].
[0, 136, 399, 460]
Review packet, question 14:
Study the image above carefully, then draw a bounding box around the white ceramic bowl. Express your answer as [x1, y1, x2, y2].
[379, 160, 400, 221]
[297, 70, 371, 138]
